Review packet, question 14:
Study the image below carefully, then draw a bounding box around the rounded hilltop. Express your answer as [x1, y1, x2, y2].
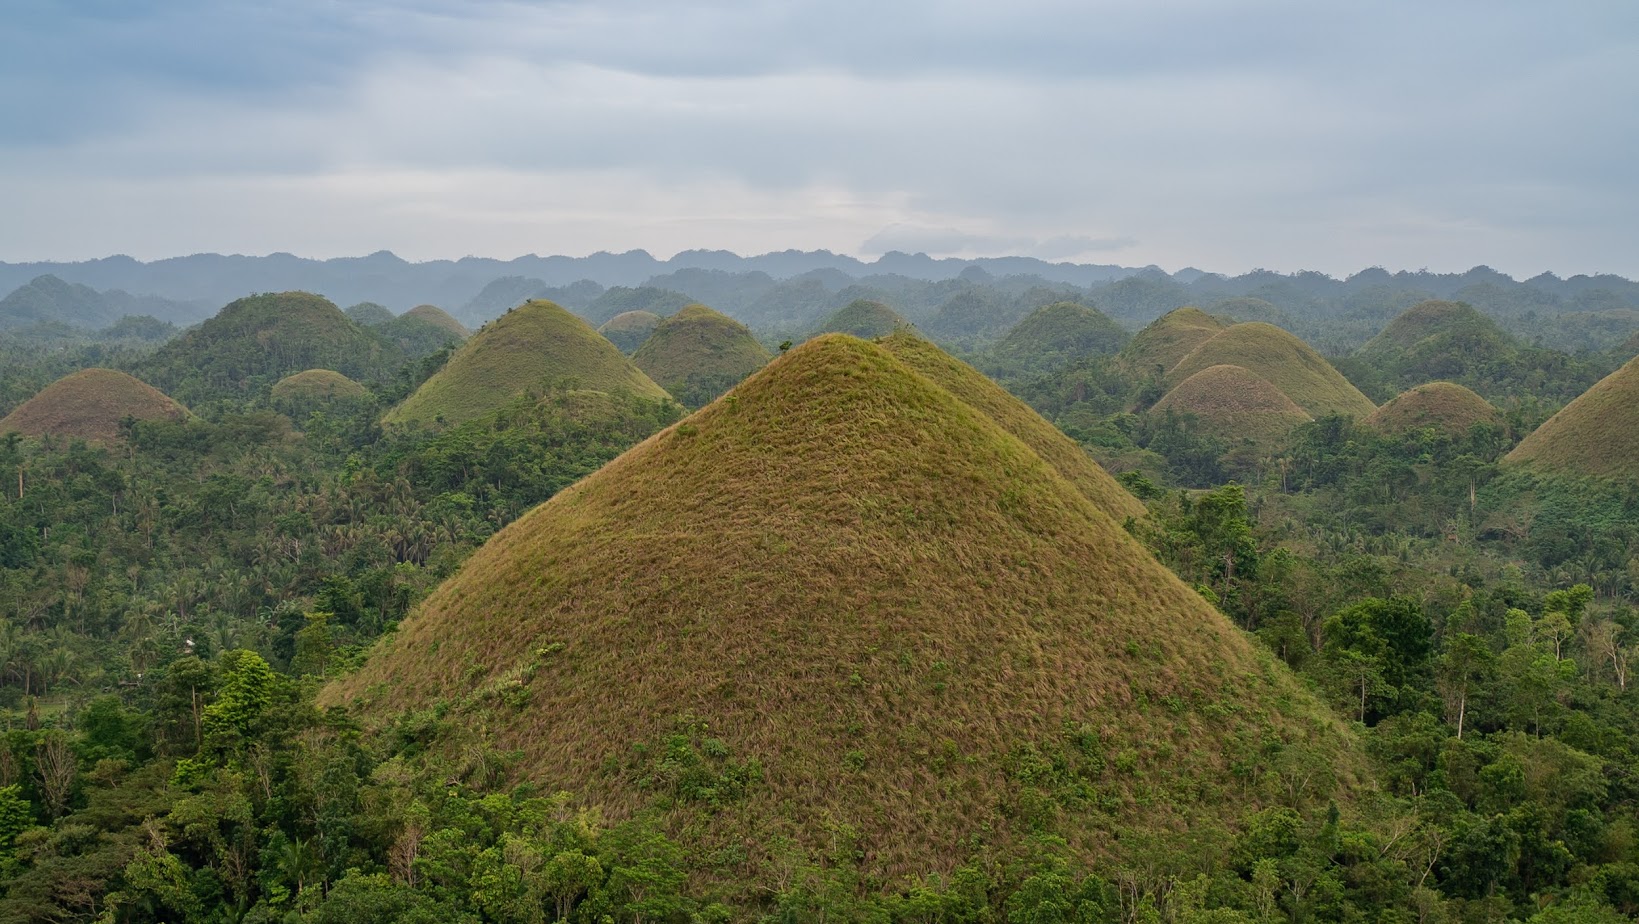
[1120, 306, 1229, 375]
[1151, 364, 1312, 452]
[814, 298, 912, 339]
[402, 304, 468, 338]
[598, 310, 664, 353]
[1363, 382, 1502, 438]
[1, 369, 187, 442]
[1168, 322, 1376, 419]
[989, 301, 1128, 376]
[383, 299, 671, 429]
[327, 334, 1358, 889]
[1504, 354, 1639, 482]
[631, 303, 771, 407]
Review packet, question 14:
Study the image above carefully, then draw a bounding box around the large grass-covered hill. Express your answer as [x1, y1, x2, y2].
[1120, 306, 1229, 376]
[376, 304, 468, 359]
[631, 303, 771, 407]
[988, 301, 1129, 378]
[1151, 364, 1313, 454]
[329, 334, 1356, 886]
[0, 368, 188, 442]
[383, 299, 671, 429]
[1168, 322, 1377, 419]
[814, 298, 912, 339]
[1363, 382, 1502, 439]
[1504, 355, 1639, 482]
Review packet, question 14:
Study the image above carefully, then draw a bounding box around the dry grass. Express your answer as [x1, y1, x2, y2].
[403, 304, 470, 338]
[1152, 363, 1312, 450]
[1364, 382, 1501, 438]
[598, 310, 664, 354]
[631, 303, 771, 405]
[1505, 355, 1639, 481]
[271, 369, 370, 403]
[815, 299, 912, 339]
[881, 331, 1148, 523]
[329, 334, 1357, 884]
[1169, 323, 1377, 419]
[383, 299, 672, 428]
[1120, 307, 1228, 376]
[0, 368, 188, 442]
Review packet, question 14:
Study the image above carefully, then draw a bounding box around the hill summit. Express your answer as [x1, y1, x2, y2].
[1, 369, 187, 442]
[1169, 322, 1376, 419]
[814, 298, 912, 339]
[383, 299, 671, 428]
[598, 310, 664, 353]
[631, 303, 771, 407]
[1364, 382, 1501, 438]
[1121, 306, 1229, 375]
[989, 301, 1128, 376]
[1505, 355, 1639, 481]
[331, 334, 1354, 884]
[1152, 364, 1312, 453]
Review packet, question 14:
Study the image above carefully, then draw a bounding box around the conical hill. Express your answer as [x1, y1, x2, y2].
[1169, 322, 1376, 419]
[330, 335, 1355, 883]
[1121, 306, 1227, 375]
[271, 369, 371, 420]
[814, 298, 911, 339]
[631, 303, 771, 407]
[1152, 364, 1312, 451]
[990, 301, 1128, 376]
[403, 304, 469, 338]
[1360, 300, 1511, 357]
[1, 369, 187, 442]
[1364, 382, 1501, 438]
[377, 305, 468, 359]
[598, 310, 663, 353]
[1504, 355, 1639, 481]
[383, 299, 672, 429]
[879, 331, 1147, 522]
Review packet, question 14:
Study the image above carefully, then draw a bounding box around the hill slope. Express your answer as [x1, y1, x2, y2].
[879, 332, 1147, 523]
[1504, 355, 1639, 481]
[376, 305, 468, 359]
[384, 299, 671, 428]
[1169, 323, 1376, 419]
[330, 335, 1355, 884]
[0, 369, 187, 442]
[989, 301, 1129, 377]
[137, 292, 401, 403]
[597, 310, 663, 353]
[814, 298, 912, 339]
[1363, 382, 1501, 438]
[631, 303, 771, 407]
[1121, 306, 1229, 375]
[402, 304, 469, 338]
[1152, 364, 1313, 452]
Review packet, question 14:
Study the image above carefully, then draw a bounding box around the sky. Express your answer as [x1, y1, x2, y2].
[2, 0, 1637, 277]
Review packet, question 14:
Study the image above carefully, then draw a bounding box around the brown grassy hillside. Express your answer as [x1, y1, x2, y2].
[329, 335, 1356, 886]
[1121, 307, 1228, 375]
[1152, 364, 1312, 451]
[0, 369, 187, 442]
[1364, 382, 1501, 438]
[1169, 323, 1376, 419]
[1504, 355, 1639, 481]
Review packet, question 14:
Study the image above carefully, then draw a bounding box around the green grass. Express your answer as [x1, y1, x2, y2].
[1363, 381, 1501, 437]
[1359, 300, 1511, 356]
[814, 298, 912, 339]
[330, 334, 1357, 883]
[989, 301, 1128, 376]
[383, 299, 673, 429]
[270, 368, 371, 410]
[1120, 307, 1228, 376]
[1168, 322, 1377, 419]
[598, 310, 664, 354]
[402, 304, 469, 338]
[1505, 354, 1639, 481]
[631, 304, 771, 407]
[0, 368, 188, 442]
[1152, 363, 1312, 450]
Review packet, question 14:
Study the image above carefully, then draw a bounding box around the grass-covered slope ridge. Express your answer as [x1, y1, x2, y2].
[1, 369, 188, 442]
[1152, 364, 1313, 451]
[598, 310, 663, 354]
[1170, 322, 1376, 419]
[1364, 382, 1502, 438]
[329, 334, 1356, 885]
[631, 303, 771, 407]
[990, 301, 1128, 377]
[1504, 354, 1639, 482]
[1121, 306, 1228, 375]
[384, 299, 672, 428]
[814, 298, 912, 339]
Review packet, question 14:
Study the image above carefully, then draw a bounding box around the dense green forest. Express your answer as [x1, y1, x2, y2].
[0, 278, 1636, 924]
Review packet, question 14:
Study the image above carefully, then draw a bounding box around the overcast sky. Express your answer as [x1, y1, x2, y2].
[3, 1, 1636, 276]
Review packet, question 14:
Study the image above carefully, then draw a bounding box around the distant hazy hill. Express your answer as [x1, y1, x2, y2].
[597, 310, 663, 353]
[581, 286, 694, 327]
[0, 274, 203, 330]
[375, 305, 468, 359]
[814, 298, 912, 339]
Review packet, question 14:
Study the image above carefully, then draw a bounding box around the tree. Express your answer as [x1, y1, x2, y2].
[1435, 634, 1493, 739]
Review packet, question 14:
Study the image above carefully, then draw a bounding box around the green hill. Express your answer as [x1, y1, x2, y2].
[376, 305, 468, 359]
[270, 369, 372, 420]
[328, 334, 1356, 886]
[814, 298, 912, 339]
[383, 299, 672, 429]
[403, 304, 468, 338]
[1504, 355, 1639, 481]
[1346, 300, 1587, 401]
[0, 368, 188, 442]
[598, 310, 664, 354]
[988, 301, 1128, 377]
[1169, 322, 1377, 419]
[1363, 382, 1502, 438]
[631, 303, 771, 407]
[879, 331, 1147, 523]
[137, 292, 402, 404]
[1152, 364, 1313, 453]
[1120, 306, 1228, 375]
[344, 302, 396, 327]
